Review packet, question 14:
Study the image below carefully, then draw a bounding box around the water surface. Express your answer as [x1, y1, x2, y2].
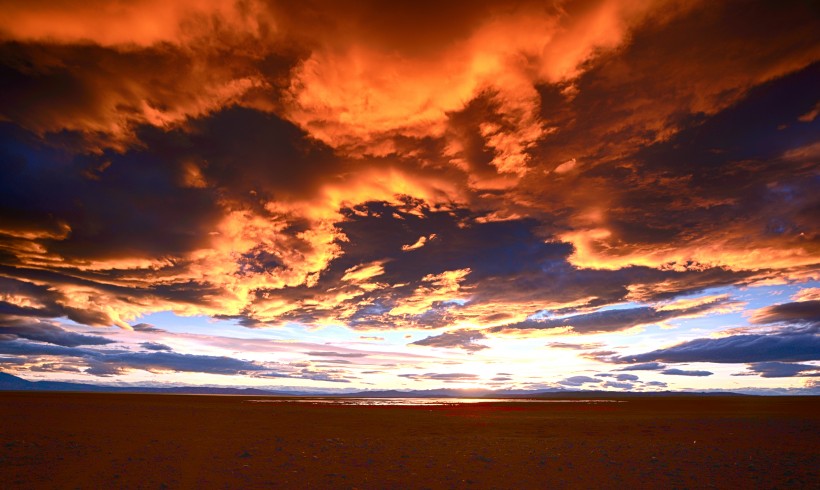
[247, 397, 623, 406]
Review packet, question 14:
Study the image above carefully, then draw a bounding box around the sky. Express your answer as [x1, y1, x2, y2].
[0, 0, 818, 394]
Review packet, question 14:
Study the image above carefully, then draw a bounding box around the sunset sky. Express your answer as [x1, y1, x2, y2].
[0, 0, 818, 394]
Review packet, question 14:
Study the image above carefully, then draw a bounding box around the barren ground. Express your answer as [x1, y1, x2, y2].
[0, 392, 817, 489]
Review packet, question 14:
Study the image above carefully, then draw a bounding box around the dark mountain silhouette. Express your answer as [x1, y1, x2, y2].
[0, 372, 750, 397]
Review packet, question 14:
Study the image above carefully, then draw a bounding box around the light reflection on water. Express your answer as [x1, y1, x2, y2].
[247, 398, 623, 406]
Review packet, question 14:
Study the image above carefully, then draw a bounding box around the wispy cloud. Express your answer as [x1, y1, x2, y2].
[410, 329, 488, 352]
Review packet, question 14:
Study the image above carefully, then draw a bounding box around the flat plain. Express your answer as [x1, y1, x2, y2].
[0, 392, 817, 488]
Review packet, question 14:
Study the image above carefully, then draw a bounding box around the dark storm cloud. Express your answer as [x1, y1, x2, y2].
[294, 369, 353, 383]
[0, 105, 347, 325]
[0, 124, 219, 262]
[602, 381, 634, 390]
[493, 298, 732, 334]
[0, 276, 68, 319]
[0, 264, 221, 327]
[0, 20, 298, 150]
[0, 95, 778, 333]
[0, 0, 817, 392]
[537, 60, 820, 272]
[266, 202, 753, 331]
[28, 363, 82, 373]
[0, 340, 268, 376]
[177, 107, 339, 202]
[660, 369, 713, 377]
[517, 2, 820, 278]
[410, 329, 488, 352]
[131, 323, 164, 333]
[0, 319, 115, 347]
[101, 351, 266, 375]
[0, 340, 75, 357]
[84, 360, 127, 377]
[617, 362, 666, 371]
[750, 300, 820, 326]
[334, 204, 571, 284]
[0, 356, 27, 366]
[739, 362, 820, 378]
[140, 342, 172, 351]
[557, 376, 601, 387]
[611, 332, 820, 364]
[532, 1, 819, 172]
[0, 106, 335, 261]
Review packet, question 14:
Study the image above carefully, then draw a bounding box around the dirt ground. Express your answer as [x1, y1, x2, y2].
[0, 392, 817, 489]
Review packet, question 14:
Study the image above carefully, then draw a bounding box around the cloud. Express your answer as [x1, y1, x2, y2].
[495, 297, 735, 333]
[294, 369, 353, 384]
[102, 351, 268, 375]
[131, 323, 164, 333]
[617, 362, 666, 371]
[0, 0, 818, 391]
[0, 339, 268, 376]
[546, 342, 605, 350]
[305, 351, 368, 358]
[543, 3, 820, 273]
[0, 42, 280, 151]
[792, 288, 820, 303]
[749, 300, 820, 326]
[596, 373, 638, 382]
[0, 0, 270, 47]
[558, 375, 601, 387]
[660, 369, 713, 377]
[0, 135, 774, 336]
[341, 262, 386, 283]
[0, 108, 352, 325]
[280, 0, 669, 175]
[0, 318, 115, 347]
[402, 234, 436, 251]
[28, 363, 83, 373]
[359, 336, 385, 342]
[603, 381, 634, 389]
[739, 362, 820, 378]
[612, 332, 820, 364]
[0, 0, 288, 150]
[140, 342, 172, 351]
[410, 329, 488, 352]
[399, 372, 480, 382]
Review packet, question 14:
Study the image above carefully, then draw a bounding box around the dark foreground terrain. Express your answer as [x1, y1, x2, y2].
[0, 392, 817, 489]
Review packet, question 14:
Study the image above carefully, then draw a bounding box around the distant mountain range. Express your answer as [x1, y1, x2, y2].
[0, 372, 750, 398]
[0, 372, 295, 395]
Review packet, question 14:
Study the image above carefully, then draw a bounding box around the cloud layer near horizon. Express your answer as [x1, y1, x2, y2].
[0, 0, 817, 389]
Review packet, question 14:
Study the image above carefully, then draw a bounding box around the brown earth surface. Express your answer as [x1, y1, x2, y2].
[0, 392, 818, 489]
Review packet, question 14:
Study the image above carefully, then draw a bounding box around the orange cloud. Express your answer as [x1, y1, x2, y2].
[402, 234, 436, 252]
[0, 0, 816, 340]
[342, 261, 386, 283]
[0, 0, 272, 46]
[792, 288, 820, 303]
[283, 0, 678, 182]
[388, 269, 472, 317]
